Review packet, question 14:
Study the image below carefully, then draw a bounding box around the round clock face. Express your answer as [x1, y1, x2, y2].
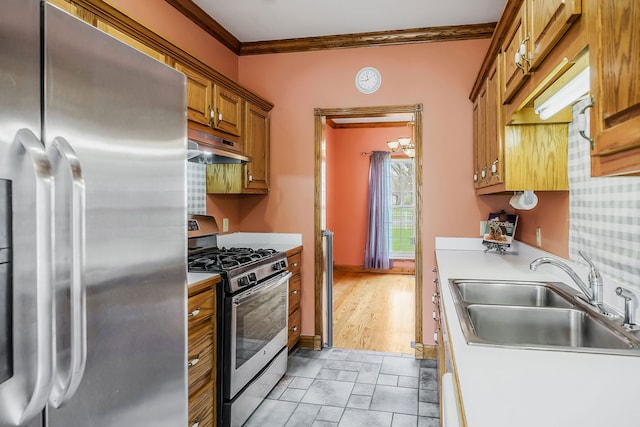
[355, 67, 381, 94]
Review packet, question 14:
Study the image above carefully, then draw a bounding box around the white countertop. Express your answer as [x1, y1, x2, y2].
[435, 238, 640, 427]
[187, 272, 220, 287]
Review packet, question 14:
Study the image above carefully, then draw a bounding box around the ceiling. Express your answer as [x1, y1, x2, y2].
[190, 0, 507, 43]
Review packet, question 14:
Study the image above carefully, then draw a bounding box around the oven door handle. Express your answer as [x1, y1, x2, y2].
[233, 271, 292, 306]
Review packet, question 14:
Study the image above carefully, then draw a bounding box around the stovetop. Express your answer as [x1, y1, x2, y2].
[188, 246, 288, 294]
[188, 247, 279, 272]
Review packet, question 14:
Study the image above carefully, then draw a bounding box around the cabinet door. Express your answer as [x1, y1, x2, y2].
[474, 88, 488, 187]
[502, 1, 530, 103]
[589, 0, 640, 176]
[213, 85, 242, 136]
[243, 102, 270, 193]
[486, 58, 503, 185]
[529, 0, 581, 69]
[175, 63, 213, 126]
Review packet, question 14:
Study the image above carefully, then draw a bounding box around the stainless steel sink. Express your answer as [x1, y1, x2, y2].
[452, 280, 574, 308]
[448, 279, 640, 355]
[466, 305, 635, 350]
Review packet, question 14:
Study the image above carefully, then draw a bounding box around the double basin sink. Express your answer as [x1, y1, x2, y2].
[449, 279, 640, 355]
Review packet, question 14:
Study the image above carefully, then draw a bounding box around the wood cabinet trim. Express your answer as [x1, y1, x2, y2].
[69, 0, 273, 111]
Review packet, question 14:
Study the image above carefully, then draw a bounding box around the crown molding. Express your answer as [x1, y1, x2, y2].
[164, 0, 241, 54]
[163, 0, 496, 56]
[240, 22, 496, 55]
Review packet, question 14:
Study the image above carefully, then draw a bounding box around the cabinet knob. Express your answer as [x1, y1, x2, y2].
[434, 332, 439, 344]
[191, 419, 200, 427]
[187, 307, 201, 318]
[433, 278, 439, 284]
[217, 108, 222, 123]
[247, 171, 253, 183]
[291, 326, 299, 333]
[432, 268, 437, 273]
[290, 290, 298, 295]
[293, 263, 298, 267]
[473, 170, 479, 183]
[431, 293, 440, 303]
[187, 355, 200, 367]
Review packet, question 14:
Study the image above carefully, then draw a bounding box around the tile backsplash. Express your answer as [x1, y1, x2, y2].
[187, 162, 206, 215]
[568, 98, 640, 287]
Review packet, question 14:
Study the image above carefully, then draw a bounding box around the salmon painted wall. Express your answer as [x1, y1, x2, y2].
[236, 40, 519, 345]
[328, 127, 410, 266]
[103, 3, 571, 343]
[106, 0, 238, 84]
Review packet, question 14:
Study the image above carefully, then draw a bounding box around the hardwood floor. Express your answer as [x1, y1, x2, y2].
[332, 270, 415, 354]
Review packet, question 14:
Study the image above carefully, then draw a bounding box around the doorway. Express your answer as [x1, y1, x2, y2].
[314, 104, 424, 356]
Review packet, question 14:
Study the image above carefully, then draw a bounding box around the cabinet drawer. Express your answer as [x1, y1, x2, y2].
[188, 322, 213, 392]
[188, 380, 214, 427]
[287, 308, 301, 350]
[288, 274, 301, 314]
[286, 251, 301, 276]
[188, 289, 214, 328]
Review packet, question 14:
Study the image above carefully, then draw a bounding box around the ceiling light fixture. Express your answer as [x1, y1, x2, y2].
[386, 122, 416, 158]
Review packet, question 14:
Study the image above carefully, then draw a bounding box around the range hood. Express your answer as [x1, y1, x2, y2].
[187, 128, 250, 164]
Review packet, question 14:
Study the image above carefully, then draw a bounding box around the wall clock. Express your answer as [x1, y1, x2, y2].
[355, 67, 382, 94]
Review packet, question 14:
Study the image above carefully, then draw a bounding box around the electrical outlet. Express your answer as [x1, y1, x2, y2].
[223, 218, 229, 232]
[536, 227, 542, 246]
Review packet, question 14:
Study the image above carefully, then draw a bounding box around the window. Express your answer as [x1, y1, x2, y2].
[389, 159, 415, 259]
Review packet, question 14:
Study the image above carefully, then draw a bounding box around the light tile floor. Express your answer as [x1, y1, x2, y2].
[244, 347, 440, 427]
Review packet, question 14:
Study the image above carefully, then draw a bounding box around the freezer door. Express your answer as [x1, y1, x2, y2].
[0, 1, 55, 426]
[43, 4, 188, 427]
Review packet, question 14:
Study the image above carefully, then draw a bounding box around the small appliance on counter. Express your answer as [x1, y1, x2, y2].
[187, 215, 291, 427]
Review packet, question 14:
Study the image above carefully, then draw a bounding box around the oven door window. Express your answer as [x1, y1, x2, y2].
[235, 279, 287, 369]
[0, 179, 13, 384]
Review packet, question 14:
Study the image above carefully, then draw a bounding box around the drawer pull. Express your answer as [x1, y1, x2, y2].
[291, 326, 298, 333]
[191, 418, 200, 427]
[292, 263, 298, 267]
[188, 307, 201, 318]
[434, 332, 439, 343]
[188, 355, 200, 367]
[290, 290, 298, 295]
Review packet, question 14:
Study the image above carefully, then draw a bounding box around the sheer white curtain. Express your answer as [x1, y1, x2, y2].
[364, 151, 391, 269]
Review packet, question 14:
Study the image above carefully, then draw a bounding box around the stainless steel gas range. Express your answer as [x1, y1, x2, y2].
[188, 215, 290, 427]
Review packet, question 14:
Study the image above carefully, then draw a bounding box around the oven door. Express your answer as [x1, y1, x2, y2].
[227, 270, 291, 399]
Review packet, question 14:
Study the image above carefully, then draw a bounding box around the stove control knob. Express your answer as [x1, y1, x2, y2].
[273, 262, 283, 271]
[238, 276, 249, 287]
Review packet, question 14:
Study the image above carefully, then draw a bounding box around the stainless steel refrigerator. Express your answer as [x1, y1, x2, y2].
[0, 1, 188, 426]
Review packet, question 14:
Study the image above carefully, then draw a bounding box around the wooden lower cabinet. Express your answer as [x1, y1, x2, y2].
[187, 281, 218, 427]
[286, 247, 302, 350]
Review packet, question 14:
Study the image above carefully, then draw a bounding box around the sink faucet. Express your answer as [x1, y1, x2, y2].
[530, 251, 603, 307]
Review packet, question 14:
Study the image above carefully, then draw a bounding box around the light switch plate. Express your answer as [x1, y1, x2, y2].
[223, 218, 229, 232]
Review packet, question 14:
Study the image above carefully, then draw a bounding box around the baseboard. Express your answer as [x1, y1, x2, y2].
[415, 343, 438, 360]
[298, 334, 322, 350]
[334, 264, 415, 275]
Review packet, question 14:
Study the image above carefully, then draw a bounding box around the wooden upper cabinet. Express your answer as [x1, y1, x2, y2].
[589, 0, 640, 176]
[174, 64, 242, 137]
[174, 63, 213, 126]
[243, 102, 270, 193]
[485, 59, 503, 186]
[502, 1, 530, 103]
[213, 85, 242, 137]
[472, 95, 485, 187]
[473, 56, 503, 190]
[528, 0, 582, 70]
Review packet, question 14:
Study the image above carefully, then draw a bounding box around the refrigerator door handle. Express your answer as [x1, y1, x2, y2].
[0, 129, 55, 426]
[48, 137, 87, 408]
